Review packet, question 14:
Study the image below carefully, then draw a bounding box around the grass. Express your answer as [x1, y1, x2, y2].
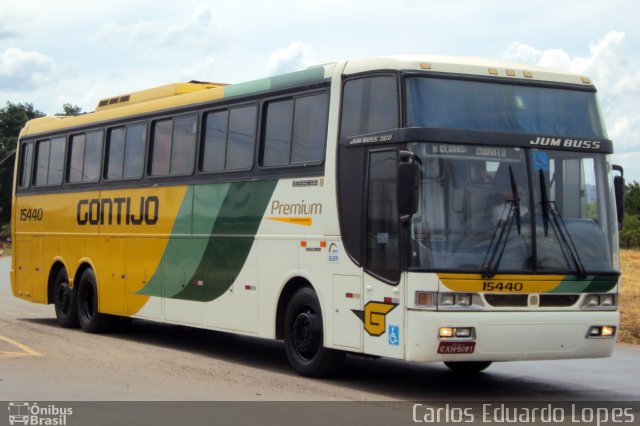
[619, 250, 640, 344]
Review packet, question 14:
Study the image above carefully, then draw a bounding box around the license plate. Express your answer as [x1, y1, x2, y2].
[438, 341, 476, 354]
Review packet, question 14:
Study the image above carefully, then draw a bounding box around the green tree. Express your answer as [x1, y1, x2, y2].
[0, 102, 45, 227]
[56, 103, 82, 116]
[624, 181, 640, 217]
[620, 181, 640, 248]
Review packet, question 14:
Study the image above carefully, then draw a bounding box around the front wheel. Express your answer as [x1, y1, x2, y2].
[284, 287, 344, 377]
[53, 268, 79, 328]
[444, 361, 493, 373]
[76, 268, 113, 333]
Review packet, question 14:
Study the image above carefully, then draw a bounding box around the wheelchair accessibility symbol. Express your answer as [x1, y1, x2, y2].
[388, 325, 400, 346]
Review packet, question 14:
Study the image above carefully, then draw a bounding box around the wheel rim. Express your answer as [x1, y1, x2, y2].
[291, 307, 321, 360]
[55, 281, 71, 315]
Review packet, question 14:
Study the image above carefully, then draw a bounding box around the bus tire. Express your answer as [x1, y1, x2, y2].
[444, 361, 492, 373]
[284, 287, 344, 377]
[53, 267, 79, 328]
[76, 268, 113, 333]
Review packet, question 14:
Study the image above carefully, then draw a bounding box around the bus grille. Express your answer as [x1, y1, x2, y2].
[539, 295, 579, 307]
[484, 294, 528, 307]
[484, 294, 580, 307]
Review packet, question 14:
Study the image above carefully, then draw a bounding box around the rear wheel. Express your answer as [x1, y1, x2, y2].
[53, 268, 79, 328]
[284, 287, 344, 377]
[444, 361, 492, 373]
[76, 268, 113, 333]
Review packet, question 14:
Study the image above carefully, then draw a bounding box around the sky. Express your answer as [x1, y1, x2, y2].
[1, 0, 640, 180]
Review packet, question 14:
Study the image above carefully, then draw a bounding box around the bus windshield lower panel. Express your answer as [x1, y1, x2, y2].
[408, 142, 618, 275]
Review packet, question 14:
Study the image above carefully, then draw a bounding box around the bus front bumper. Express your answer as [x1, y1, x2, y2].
[406, 310, 619, 363]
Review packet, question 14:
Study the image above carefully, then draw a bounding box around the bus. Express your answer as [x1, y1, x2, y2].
[11, 56, 624, 376]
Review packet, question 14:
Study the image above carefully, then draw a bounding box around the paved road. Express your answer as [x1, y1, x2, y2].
[1, 256, 639, 401]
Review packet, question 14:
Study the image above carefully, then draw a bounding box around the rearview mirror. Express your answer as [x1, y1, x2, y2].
[398, 150, 420, 221]
[613, 165, 624, 230]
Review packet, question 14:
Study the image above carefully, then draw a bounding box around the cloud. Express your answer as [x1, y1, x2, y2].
[94, 3, 220, 50]
[265, 41, 315, 76]
[0, 47, 56, 90]
[178, 57, 218, 82]
[503, 32, 640, 179]
[0, 9, 30, 39]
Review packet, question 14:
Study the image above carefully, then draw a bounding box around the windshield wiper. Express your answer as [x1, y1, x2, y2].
[538, 170, 587, 279]
[509, 166, 522, 235]
[481, 166, 522, 278]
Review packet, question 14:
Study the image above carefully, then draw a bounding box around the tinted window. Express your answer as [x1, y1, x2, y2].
[33, 137, 65, 186]
[340, 76, 398, 138]
[151, 120, 172, 176]
[69, 134, 86, 183]
[262, 92, 328, 167]
[107, 127, 125, 179]
[150, 115, 196, 176]
[263, 100, 293, 166]
[35, 140, 50, 186]
[83, 131, 103, 182]
[202, 110, 229, 172]
[19, 142, 33, 188]
[365, 149, 400, 283]
[123, 124, 146, 178]
[171, 116, 197, 174]
[226, 106, 256, 170]
[292, 93, 328, 163]
[48, 137, 65, 185]
[405, 77, 607, 138]
[68, 131, 103, 183]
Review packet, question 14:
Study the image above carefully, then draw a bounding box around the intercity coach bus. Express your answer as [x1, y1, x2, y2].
[11, 56, 624, 376]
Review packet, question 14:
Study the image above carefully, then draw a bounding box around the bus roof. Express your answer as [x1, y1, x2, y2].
[342, 55, 593, 86]
[19, 56, 594, 139]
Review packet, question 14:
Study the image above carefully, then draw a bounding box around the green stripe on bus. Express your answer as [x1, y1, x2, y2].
[550, 275, 618, 293]
[223, 67, 326, 98]
[137, 184, 231, 298]
[137, 180, 278, 302]
[174, 179, 278, 302]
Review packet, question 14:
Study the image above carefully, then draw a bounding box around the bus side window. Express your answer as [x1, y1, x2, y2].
[201, 105, 257, 172]
[123, 124, 146, 178]
[47, 137, 65, 185]
[106, 123, 146, 180]
[201, 110, 229, 172]
[170, 115, 197, 175]
[340, 76, 398, 138]
[68, 130, 103, 183]
[106, 127, 126, 180]
[225, 105, 256, 170]
[18, 142, 34, 188]
[261, 92, 328, 167]
[150, 119, 174, 176]
[34, 139, 50, 186]
[291, 92, 328, 164]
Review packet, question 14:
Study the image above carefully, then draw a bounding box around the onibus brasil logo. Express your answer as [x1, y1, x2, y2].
[8, 402, 73, 425]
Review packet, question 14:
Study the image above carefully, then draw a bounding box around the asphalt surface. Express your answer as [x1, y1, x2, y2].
[1, 255, 639, 402]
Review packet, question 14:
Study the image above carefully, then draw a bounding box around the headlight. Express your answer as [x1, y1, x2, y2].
[582, 294, 617, 310]
[586, 325, 617, 338]
[584, 295, 600, 307]
[439, 293, 475, 308]
[600, 295, 615, 306]
[440, 294, 455, 306]
[457, 294, 472, 306]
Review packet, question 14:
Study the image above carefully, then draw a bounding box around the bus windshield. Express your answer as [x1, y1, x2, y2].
[408, 142, 618, 275]
[405, 77, 607, 139]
